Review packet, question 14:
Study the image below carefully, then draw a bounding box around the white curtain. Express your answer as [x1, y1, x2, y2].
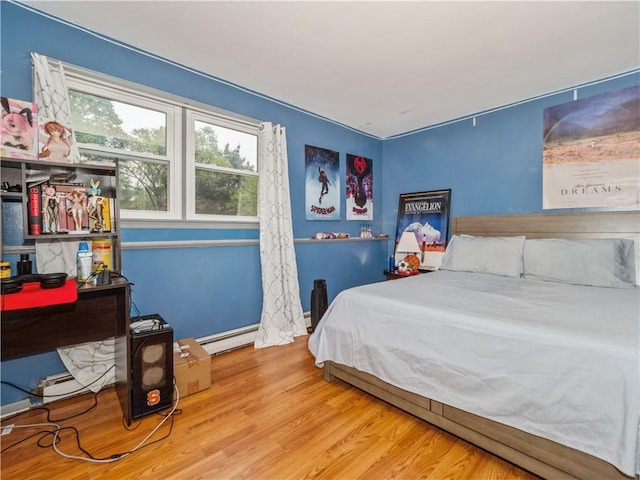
[32, 54, 114, 386]
[254, 123, 307, 348]
[31, 52, 80, 162]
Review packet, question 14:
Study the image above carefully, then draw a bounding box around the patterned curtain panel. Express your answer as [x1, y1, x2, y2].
[31, 52, 80, 162]
[255, 123, 307, 348]
[32, 53, 114, 383]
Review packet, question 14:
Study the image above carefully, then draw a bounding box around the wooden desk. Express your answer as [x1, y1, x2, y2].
[1, 278, 132, 423]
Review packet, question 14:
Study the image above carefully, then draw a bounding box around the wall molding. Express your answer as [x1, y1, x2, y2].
[2, 236, 388, 255]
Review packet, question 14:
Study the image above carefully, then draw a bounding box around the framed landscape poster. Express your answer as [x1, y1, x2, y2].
[394, 189, 451, 271]
[542, 85, 640, 209]
[305, 145, 340, 220]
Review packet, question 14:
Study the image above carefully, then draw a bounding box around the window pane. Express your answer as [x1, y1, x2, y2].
[119, 158, 168, 212]
[194, 120, 257, 172]
[69, 90, 167, 156]
[195, 168, 257, 216]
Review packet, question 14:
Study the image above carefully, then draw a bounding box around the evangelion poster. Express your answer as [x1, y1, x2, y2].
[346, 154, 373, 220]
[305, 145, 340, 220]
[543, 85, 640, 209]
[395, 189, 451, 271]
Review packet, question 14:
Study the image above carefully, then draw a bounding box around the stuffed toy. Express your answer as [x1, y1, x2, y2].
[397, 254, 420, 274]
[1, 97, 35, 152]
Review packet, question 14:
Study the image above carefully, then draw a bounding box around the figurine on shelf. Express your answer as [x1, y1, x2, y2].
[42, 184, 60, 233]
[67, 188, 86, 231]
[87, 179, 105, 232]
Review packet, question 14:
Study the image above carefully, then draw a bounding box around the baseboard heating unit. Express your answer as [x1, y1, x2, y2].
[197, 324, 259, 355]
[197, 313, 311, 355]
[0, 399, 31, 420]
[39, 372, 115, 405]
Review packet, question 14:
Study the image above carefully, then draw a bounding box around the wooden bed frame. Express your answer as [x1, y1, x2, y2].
[323, 211, 639, 480]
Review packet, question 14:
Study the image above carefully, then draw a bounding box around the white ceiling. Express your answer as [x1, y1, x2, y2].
[24, 1, 640, 138]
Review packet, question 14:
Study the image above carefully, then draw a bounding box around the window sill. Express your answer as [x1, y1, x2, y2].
[121, 218, 259, 230]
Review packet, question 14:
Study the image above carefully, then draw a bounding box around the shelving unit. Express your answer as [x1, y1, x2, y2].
[1, 157, 121, 273]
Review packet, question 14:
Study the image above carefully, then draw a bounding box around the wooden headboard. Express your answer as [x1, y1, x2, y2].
[452, 211, 640, 241]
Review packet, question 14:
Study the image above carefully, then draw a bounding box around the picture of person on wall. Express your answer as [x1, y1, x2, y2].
[305, 145, 340, 220]
[39, 120, 72, 163]
[318, 166, 331, 204]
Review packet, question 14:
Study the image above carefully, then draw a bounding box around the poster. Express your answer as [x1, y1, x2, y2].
[346, 154, 373, 220]
[37, 118, 74, 163]
[1, 97, 38, 160]
[542, 85, 640, 209]
[305, 145, 340, 220]
[394, 189, 451, 271]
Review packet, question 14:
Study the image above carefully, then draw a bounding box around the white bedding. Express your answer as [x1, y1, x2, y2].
[308, 270, 640, 476]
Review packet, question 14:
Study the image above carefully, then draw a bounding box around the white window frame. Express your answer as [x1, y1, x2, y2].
[185, 110, 259, 223]
[65, 75, 183, 221]
[58, 61, 262, 227]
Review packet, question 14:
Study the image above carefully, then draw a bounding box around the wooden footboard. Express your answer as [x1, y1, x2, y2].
[324, 361, 633, 480]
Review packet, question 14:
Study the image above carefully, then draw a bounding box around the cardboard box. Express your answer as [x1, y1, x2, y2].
[173, 338, 211, 398]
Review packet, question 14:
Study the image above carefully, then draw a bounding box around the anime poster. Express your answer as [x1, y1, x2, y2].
[0, 97, 38, 160]
[346, 154, 373, 220]
[394, 189, 451, 271]
[543, 85, 640, 209]
[37, 117, 74, 163]
[305, 145, 340, 220]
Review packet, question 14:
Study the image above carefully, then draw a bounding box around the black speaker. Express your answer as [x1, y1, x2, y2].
[310, 279, 328, 332]
[130, 314, 174, 419]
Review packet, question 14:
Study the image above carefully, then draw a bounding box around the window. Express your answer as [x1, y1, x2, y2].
[64, 69, 259, 224]
[186, 112, 258, 221]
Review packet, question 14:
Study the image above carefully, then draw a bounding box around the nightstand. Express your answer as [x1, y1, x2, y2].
[384, 270, 434, 280]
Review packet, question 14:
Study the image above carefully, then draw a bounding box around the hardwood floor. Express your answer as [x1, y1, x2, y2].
[1, 337, 539, 480]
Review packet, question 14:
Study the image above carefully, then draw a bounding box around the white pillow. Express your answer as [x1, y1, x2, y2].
[440, 235, 525, 277]
[523, 238, 636, 288]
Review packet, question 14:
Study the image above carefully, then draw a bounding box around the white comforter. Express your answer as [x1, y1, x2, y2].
[308, 271, 640, 476]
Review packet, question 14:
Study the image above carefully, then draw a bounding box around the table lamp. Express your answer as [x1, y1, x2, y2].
[396, 231, 421, 273]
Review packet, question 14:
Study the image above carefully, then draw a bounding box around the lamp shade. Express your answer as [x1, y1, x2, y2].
[396, 231, 421, 254]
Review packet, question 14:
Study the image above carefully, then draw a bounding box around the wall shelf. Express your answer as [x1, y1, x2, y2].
[1, 157, 122, 273]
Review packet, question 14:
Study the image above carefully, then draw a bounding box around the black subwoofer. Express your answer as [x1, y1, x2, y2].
[310, 279, 328, 332]
[130, 314, 174, 419]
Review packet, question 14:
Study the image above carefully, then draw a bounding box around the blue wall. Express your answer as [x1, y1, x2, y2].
[380, 73, 640, 235]
[0, 2, 385, 406]
[1, 2, 638, 407]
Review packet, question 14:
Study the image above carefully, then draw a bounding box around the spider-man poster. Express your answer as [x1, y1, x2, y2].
[346, 154, 373, 220]
[305, 145, 340, 220]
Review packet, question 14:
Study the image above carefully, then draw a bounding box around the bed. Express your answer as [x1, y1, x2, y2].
[308, 211, 640, 480]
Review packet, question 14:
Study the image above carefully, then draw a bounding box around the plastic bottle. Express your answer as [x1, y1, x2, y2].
[77, 241, 93, 284]
[17, 254, 32, 275]
[0, 261, 11, 278]
[388, 256, 395, 272]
